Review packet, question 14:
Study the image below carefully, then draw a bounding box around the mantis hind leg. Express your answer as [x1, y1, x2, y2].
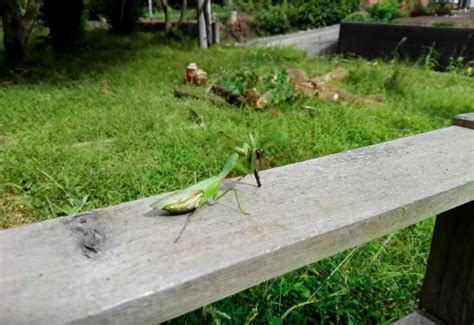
[174, 209, 198, 243]
[174, 187, 249, 243]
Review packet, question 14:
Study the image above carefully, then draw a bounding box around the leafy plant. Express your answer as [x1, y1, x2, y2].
[219, 69, 259, 97]
[263, 69, 296, 105]
[423, 46, 439, 70]
[447, 56, 466, 74]
[218, 68, 295, 106]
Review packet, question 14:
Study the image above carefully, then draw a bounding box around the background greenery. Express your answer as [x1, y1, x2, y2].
[1, 31, 473, 323]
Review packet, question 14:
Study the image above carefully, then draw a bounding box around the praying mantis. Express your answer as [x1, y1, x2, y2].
[150, 135, 264, 242]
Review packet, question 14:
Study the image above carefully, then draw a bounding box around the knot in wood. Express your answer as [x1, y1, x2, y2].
[68, 213, 106, 258]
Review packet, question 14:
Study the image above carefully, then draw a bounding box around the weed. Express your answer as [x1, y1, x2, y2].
[432, 21, 455, 27]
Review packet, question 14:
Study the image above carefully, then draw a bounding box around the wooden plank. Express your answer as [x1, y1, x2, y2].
[1, 126, 473, 325]
[419, 201, 474, 325]
[454, 112, 474, 129]
[394, 310, 440, 325]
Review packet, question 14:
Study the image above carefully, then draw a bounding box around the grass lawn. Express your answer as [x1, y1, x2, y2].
[1, 31, 473, 323]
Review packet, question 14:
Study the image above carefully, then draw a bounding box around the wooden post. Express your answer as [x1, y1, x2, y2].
[419, 201, 474, 324]
[212, 21, 220, 44]
[197, 0, 208, 48]
[418, 114, 474, 325]
[147, 0, 152, 20]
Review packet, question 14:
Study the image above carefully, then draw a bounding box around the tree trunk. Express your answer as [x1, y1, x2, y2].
[178, 0, 187, 26]
[203, 0, 212, 47]
[197, 0, 207, 48]
[1, 0, 41, 65]
[161, 0, 171, 33]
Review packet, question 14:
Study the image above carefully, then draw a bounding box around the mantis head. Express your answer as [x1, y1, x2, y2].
[234, 135, 264, 187]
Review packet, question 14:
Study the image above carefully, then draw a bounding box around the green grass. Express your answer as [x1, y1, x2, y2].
[1, 30, 473, 323]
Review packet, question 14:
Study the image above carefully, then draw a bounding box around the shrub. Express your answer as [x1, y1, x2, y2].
[287, 2, 328, 29]
[434, 1, 452, 16]
[40, 0, 86, 50]
[368, 0, 403, 22]
[248, 0, 359, 32]
[409, 2, 427, 17]
[287, 0, 356, 29]
[257, 5, 291, 35]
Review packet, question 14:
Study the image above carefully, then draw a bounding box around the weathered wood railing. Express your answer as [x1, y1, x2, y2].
[1, 114, 473, 325]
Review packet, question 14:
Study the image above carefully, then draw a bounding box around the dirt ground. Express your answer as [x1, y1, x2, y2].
[393, 11, 474, 29]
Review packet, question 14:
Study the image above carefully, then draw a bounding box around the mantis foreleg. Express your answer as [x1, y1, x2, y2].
[234, 161, 262, 187]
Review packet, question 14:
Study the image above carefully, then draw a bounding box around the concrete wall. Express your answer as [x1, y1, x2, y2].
[338, 22, 474, 68]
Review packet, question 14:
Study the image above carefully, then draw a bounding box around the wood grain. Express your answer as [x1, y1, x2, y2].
[419, 201, 474, 325]
[1, 126, 473, 324]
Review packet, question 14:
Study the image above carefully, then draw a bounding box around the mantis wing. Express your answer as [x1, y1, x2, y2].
[150, 187, 204, 214]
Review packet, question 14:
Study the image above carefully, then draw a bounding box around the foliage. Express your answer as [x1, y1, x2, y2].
[288, 0, 359, 30]
[368, 0, 403, 22]
[103, 0, 145, 34]
[257, 5, 291, 35]
[1, 32, 474, 322]
[429, 0, 452, 16]
[40, 0, 86, 50]
[411, 0, 452, 17]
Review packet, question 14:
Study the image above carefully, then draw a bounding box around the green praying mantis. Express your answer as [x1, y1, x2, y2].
[150, 135, 264, 242]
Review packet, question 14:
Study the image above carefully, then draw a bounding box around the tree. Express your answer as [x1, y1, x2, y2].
[40, 0, 85, 50]
[161, 0, 171, 33]
[1, 0, 41, 64]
